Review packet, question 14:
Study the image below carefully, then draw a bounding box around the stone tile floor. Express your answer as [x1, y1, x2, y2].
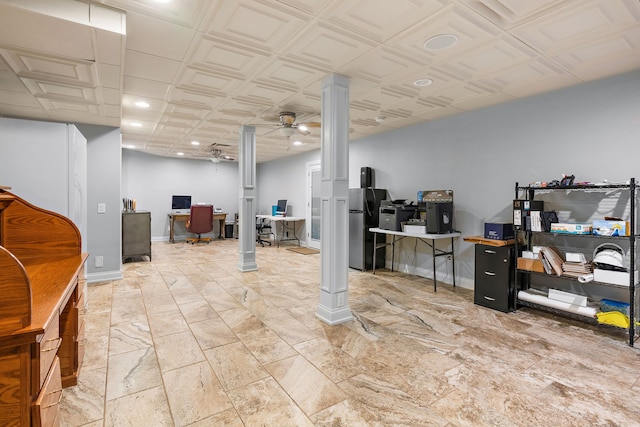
[60, 240, 640, 426]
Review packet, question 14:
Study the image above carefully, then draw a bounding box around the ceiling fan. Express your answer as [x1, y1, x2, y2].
[260, 112, 321, 137]
[191, 143, 235, 163]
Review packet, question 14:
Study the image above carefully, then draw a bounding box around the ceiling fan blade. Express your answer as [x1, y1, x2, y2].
[302, 121, 321, 128]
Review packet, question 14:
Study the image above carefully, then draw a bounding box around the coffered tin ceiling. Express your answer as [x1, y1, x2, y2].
[0, 0, 638, 163]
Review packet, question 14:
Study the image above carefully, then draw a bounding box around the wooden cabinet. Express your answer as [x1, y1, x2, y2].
[122, 211, 151, 262]
[474, 244, 516, 313]
[0, 188, 87, 426]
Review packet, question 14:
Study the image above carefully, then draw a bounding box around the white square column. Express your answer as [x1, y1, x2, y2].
[316, 74, 352, 325]
[237, 125, 258, 272]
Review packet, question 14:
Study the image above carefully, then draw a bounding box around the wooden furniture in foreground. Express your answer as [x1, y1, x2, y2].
[0, 188, 87, 426]
[168, 211, 227, 242]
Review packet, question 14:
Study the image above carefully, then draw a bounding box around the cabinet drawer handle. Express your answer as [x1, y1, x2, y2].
[43, 337, 63, 352]
[484, 271, 496, 276]
[483, 296, 496, 301]
[43, 389, 63, 408]
[484, 249, 497, 254]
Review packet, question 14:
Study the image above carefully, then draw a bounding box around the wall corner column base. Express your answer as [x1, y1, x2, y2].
[316, 304, 352, 325]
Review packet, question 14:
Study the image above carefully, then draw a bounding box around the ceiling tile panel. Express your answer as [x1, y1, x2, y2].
[190, 36, 270, 79]
[175, 67, 242, 97]
[550, 26, 640, 80]
[124, 50, 181, 84]
[282, 22, 377, 70]
[388, 4, 503, 64]
[253, 58, 327, 90]
[0, 88, 43, 108]
[512, 0, 640, 52]
[123, 76, 171, 99]
[340, 47, 427, 84]
[274, 0, 335, 15]
[441, 36, 539, 79]
[462, 0, 572, 29]
[323, 0, 447, 42]
[39, 99, 101, 115]
[124, 12, 197, 61]
[203, 0, 307, 52]
[478, 58, 580, 97]
[0, 48, 98, 87]
[234, 82, 298, 108]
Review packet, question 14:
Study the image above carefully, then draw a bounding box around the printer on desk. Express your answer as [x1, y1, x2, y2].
[379, 200, 418, 231]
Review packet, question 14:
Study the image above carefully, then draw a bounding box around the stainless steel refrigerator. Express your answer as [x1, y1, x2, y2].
[349, 188, 387, 270]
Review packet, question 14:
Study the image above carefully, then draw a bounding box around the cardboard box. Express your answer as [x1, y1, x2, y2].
[593, 268, 638, 286]
[548, 289, 588, 307]
[592, 220, 630, 236]
[550, 223, 592, 235]
[484, 222, 514, 240]
[517, 258, 545, 273]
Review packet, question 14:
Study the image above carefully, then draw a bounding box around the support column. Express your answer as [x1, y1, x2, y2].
[237, 125, 258, 272]
[316, 74, 352, 325]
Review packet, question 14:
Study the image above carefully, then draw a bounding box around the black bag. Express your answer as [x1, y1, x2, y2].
[541, 211, 558, 232]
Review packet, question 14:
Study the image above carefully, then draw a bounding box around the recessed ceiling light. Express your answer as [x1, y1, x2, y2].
[298, 124, 308, 132]
[191, 141, 200, 145]
[123, 144, 136, 149]
[176, 152, 184, 156]
[130, 122, 143, 127]
[413, 78, 433, 87]
[134, 101, 150, 108]
[375, 116, 386, 123]
[292, 140, 303, 146]
[423, 34, 458, 51]
[153, 0, 170, 3]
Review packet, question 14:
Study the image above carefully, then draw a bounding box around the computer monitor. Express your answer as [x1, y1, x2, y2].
[276, 199, 287, 215]
[171, 195, 192, 210]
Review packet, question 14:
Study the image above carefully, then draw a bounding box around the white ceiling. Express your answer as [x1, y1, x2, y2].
[0, 0, 639, 163]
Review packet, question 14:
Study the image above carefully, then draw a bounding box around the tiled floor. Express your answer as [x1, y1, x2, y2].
[61, 239, 640, 426]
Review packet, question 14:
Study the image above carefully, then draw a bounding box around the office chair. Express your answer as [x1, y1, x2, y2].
[186, 205, 214, 244]
[256, 217, 273, 246]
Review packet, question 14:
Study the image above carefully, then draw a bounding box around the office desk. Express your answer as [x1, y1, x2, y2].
[168, 212, 227, 243]
[370, 227, 460, 292]
[256, 215, 305, 247]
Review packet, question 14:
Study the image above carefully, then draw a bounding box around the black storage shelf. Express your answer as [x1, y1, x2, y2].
[514, 178, 638, 347]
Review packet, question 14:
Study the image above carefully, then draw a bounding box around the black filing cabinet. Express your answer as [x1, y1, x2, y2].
[474, 244, 515, 312]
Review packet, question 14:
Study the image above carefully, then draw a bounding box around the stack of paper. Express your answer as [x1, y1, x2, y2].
[538, 247, 563, 276]
[562, 261, 593, 278]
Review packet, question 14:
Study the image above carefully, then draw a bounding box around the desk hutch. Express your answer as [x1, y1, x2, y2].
[0, 188, 87, 426]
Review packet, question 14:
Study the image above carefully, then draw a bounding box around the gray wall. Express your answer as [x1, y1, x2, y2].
[122, 150, 240, 241]
[76, 124, 122, 283]
[258, 71, 640, 288]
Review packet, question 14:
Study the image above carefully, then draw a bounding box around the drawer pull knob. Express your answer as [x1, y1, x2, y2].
[43, 337, 63, 352]
[484, 271, 496, 276]
[484, 250, 497, 254]
[483, 296, 496, 301]
[43, 389, 63, 408]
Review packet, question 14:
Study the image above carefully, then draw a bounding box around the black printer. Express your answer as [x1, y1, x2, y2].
[379, 200, 417, 231]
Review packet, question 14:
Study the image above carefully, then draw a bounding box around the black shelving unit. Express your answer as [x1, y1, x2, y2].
[514, 179, 638, 347]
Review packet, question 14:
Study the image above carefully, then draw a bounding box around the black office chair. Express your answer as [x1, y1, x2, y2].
[256, 217, 273, 246]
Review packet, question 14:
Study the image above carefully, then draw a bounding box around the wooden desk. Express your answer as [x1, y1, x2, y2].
[1, 189, 87, 426]
[370, 227, 460, 292]
[256, 215, 305, 247]
[168, 212, 227, 243]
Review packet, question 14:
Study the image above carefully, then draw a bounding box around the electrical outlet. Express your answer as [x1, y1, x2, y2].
[337, 293, 345, 307]
[97, 203, 106, 214]
[95, 256, 104, 267]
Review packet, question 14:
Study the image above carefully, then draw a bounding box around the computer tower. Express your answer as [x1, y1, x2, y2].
[360, 167, 373, 188]
[426, 201, 453, 234]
